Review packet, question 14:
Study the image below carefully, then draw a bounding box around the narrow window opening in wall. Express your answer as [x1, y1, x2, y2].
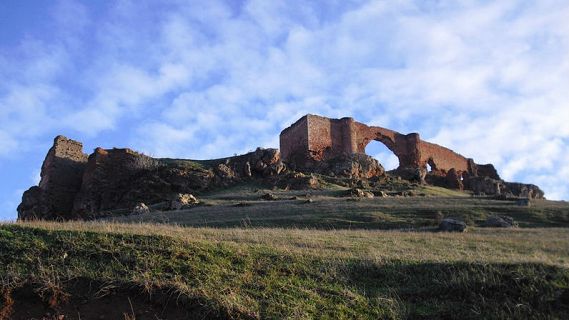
[365, 141, 399, 170]
[427, 159, 437, 172]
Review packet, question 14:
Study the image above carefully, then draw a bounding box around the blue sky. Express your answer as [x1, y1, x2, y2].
[1, 0, 568, 220]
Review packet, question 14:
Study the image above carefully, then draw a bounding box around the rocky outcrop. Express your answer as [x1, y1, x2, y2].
[483, 215, 517, 228]
[504, 182, 544, 200]
[314, 153, 385, 179]
[439, 218, 467, 232]
[274, 172, 320, 190]
[168, 193, 199, 210]
[350, 188, 374, 199]
[466, 177, 544, 199]
[17, 136, 88, 220]
[132, 203, 150, 215]
[18, 137, 289, 220]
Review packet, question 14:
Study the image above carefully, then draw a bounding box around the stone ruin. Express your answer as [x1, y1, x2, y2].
[18, 114, 544, 221]
[18, 136, 284, 220]
[280, 114, 544, 198]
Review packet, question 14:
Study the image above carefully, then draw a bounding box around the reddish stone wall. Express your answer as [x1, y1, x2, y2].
[33, 136, 87, 219]
[280, 114, 475, 176]
[307, 115, 356, 160]
[280, 116, 309, 167]
[417, 141, 469, 173]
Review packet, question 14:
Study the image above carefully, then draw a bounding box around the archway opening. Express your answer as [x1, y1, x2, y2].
[365, 140, 399, 171]
[427, 158, 437, 173]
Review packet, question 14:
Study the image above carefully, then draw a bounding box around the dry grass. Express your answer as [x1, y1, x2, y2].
[12, 220, 569, 267]
[1, 221, 569, 319]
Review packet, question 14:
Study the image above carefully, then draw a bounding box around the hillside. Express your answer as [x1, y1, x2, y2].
[107, 182, 569, 229]
[1, 222, 568, 319]
[6, 115, 568, 319]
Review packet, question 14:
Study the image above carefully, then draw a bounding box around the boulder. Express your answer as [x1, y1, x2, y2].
[275, 172, 320, 190]
[439, 218, 467, 232]
[316, 153, 385, 179]
[132, 203, 150, 215]
[375, 191, 388, 197]
[169, 193, 199, 210]
[350, 188, 374, 199]
[483, 215, 517, 228]
[215, 163, 236, 179]
[261, 193, 278, 201]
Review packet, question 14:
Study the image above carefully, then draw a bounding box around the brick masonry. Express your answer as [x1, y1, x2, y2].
[280, 114, 494, 178]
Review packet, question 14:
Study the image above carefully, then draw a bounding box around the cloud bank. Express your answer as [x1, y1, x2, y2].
[1, 0, 568, 219]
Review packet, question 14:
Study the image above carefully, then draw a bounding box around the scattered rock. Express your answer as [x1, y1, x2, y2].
[169, 193, 199, 210]
[275, 172, 320, 190]
[439, 218, 467, 232]
[350, 188, 374, 198]
[132, 203, 150, 215]
[483, 215, 517, 228]
[374, 191, 388, 197]
[261, 193, 278, 201]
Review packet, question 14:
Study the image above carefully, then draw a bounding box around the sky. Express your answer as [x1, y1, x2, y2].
[1, 0, 568, 220]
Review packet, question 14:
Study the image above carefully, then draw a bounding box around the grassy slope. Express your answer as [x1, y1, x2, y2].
[1, 222, 569, 319]
[109, 183, 569, 230]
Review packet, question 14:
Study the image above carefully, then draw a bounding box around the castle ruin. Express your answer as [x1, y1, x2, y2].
[279, 114, 500, 180]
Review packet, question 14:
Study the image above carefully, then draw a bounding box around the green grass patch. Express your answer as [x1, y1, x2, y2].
[1, 223, 568, 319]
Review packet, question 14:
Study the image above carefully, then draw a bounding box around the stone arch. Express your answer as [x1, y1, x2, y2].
[356, 125, 416, 171]
[364, 139, 400, 170]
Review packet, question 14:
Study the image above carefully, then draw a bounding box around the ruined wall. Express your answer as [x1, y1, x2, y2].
[72, 147, 150, 214]
[417, 141, 469, 173]
[307, 115, 356, 161]
[279, 117, 309, 168]
[278, 114, 540, 195]
[281, 114, 483, 176]
[19, 136, 288, 220]
[18, 136, 88, 220]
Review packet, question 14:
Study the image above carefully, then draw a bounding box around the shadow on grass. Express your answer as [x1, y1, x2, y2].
[347, 260, 569, 319]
